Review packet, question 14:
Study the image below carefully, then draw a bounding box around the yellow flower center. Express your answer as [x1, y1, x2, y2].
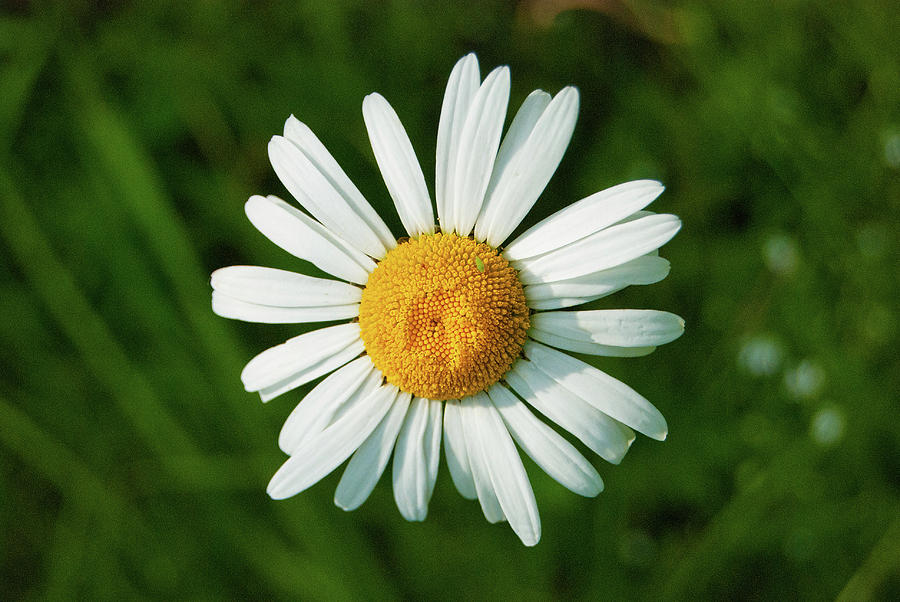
[359, 232, 529, 400]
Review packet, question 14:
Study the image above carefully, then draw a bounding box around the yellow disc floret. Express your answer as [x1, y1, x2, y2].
[359, 232, 529, 400]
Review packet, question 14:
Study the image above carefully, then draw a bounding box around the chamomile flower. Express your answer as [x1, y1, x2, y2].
[211, 53, 683, 546]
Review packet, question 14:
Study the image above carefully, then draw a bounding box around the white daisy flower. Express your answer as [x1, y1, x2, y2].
[211, 53, 683, 546]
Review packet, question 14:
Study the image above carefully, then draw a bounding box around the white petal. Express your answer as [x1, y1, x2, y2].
[459, 395, 505, 523]
[506, 359, 635, 464]
[527, 328, 656, 357]
[523, 255, 670, 307]
[257, 339, 364, 403]
[244, 195, 374, 285]
[531, 310, 685, 348]
[503, 180, 665, 261]
[240, 323, 361, 397]
[362, 93, 434, 237]
[526, 297, 608, 311]
[524, 340, 668, 440]
[212, 292, 359, 324]
[442, 400, 477, 500]
[267, 384, 398, 500]
[487, 384, 603, 497]
[424, 399, 443, 505]
[475, 87, 579, 247]
[615, 209, 657, 224]
[211, 266, 362, 306]
[329, 369, 388, 425]
[484, 90, 552, 201]
[512, 213, 681, 285]
[269, 132, 390, 259]
[278, 356, 377, 454]
[282, 116, 396, 256]
[469, 392, 541, 546]
[527, 297, 604, 311]
[392, 397, 443, 521]
[334, 391, 412, 511]
[448, 66, 510, 236]
[436, 53, 480, 233]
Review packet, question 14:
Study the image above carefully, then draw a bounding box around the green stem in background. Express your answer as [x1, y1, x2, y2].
[57, 50, 259, 434]
[837, 515, 900, 602]
[0, 167, 197, 459]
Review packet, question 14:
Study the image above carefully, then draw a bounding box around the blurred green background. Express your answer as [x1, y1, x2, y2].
[2, 0, 898, 599]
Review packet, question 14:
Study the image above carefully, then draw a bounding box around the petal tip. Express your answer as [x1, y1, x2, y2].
[245, 193, 266, 207]
[267, 135, 284, 150]
[398, 508, 428, 522]
[266, 479, 288, 500]
[239, 371, 254, 391]
[363, 91, 385, 106]
[561, 85, 581, 104]
[334, 498, 356, 512]
[284, 114, 300, 132]
[209, 268, 227, 289]
[607, 450, 628, 466]
[520, 532, 541, 547]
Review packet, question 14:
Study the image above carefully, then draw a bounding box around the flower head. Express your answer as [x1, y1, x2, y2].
[211, 53, 683, 546]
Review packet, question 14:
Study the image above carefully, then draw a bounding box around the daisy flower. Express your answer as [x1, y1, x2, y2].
[211, 53, 683, 546]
